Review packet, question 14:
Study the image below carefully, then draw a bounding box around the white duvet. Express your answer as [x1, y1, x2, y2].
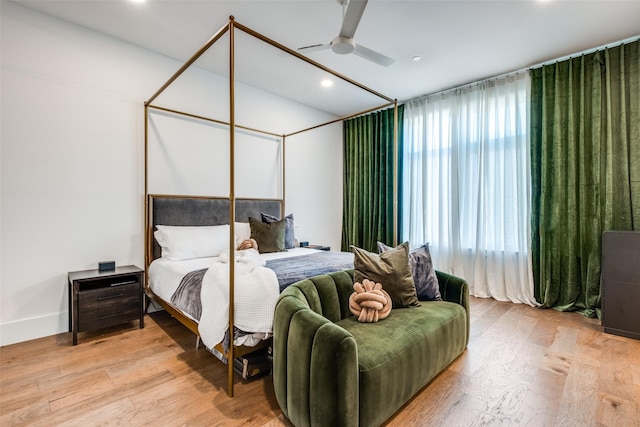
[197, 248, 280, 351]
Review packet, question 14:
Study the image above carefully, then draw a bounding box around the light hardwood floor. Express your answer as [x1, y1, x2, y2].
[1, 296, 639, 426]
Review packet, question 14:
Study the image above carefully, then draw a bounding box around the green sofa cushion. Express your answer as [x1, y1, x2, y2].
[336, 302, 467, 427]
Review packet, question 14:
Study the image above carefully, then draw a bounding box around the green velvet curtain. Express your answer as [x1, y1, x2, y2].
[342, 105, 403, 252]
[530, 39, 640, 317]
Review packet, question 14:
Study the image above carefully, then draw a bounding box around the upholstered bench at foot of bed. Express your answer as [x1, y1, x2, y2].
[337, 302, 467, 426]
[273, 269, 469, 427]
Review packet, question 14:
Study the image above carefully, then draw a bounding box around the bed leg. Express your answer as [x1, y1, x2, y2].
[196, 335, 201, 350]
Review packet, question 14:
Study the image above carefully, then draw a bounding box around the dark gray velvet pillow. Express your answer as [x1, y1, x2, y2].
[249, 217, 286, 254]
[351, 242, 419, 308]
[378, 241, 442, 301]
[261, 212, 295, 249]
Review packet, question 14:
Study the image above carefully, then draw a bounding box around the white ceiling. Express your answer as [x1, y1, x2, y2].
[9, 0, 640, 116]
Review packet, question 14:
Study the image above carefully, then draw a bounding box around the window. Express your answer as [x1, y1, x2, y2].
[402, 72, 537, 305]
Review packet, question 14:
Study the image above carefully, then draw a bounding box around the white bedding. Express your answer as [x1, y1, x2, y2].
[148, 247, 322, 347]
[199, 249, 278, 350]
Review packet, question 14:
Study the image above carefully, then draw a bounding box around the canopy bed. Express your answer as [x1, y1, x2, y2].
[143, 16, 397, 397]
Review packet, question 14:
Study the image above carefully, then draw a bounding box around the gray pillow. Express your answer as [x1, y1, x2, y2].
[261, 212, 295, 249]
[351, 242, 420, 308]
[249, 217, 286, 254]
[378, 241, 442, 301]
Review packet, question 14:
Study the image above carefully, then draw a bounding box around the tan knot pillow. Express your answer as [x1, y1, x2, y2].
[348, 278, 392, 323]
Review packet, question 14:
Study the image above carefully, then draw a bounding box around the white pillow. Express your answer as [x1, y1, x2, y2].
[154, 225, 230, 261]
[234, 222, 251, 246]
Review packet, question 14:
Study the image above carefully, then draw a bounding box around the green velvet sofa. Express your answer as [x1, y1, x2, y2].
[273, 269, 469, 427]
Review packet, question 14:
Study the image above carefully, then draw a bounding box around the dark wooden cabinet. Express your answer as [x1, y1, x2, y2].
[68, 265, 144, 345]
[602, 231, 640, 340]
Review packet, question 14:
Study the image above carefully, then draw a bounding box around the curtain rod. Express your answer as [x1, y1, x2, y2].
[529, 34, 639, 70]
[403, 34, 639, 104]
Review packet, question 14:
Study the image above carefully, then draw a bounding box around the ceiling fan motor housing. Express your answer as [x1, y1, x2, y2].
[331, 36, 356, 54]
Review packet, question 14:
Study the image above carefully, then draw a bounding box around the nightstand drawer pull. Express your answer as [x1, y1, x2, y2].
[98, 312, 125, 320]
[97, 293, 124, 301]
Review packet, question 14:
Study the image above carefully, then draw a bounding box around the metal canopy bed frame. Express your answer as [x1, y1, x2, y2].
[143, 16, 397, 397]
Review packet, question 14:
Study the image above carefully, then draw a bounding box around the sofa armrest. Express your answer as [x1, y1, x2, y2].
[435, 270, 470, 345]
[274, 285, 359, 427]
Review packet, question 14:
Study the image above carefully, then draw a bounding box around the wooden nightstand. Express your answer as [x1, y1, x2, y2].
[68, 265, 144, 345]
[305, 245, 330, 251]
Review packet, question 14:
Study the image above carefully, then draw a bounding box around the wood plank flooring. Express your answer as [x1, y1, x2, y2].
[1, 296, 639, 426]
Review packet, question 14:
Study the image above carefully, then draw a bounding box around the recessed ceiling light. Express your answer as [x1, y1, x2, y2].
[412, 55, 422, 62]
[321, 79, 333, 87]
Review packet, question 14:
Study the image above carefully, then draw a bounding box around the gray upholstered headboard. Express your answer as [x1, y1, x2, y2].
[147, 195, 283, 262]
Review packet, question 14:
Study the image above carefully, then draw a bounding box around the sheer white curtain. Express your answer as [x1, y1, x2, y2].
[402, 72, 537, 306]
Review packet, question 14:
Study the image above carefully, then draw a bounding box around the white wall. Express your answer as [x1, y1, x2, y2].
[0, 3, 343, 346]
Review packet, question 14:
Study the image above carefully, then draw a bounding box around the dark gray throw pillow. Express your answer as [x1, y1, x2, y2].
[249, 217, 286, 254]
[351, 242, 420, 308]
[378, 241, 442, 301]
[261, 212, 295, 249]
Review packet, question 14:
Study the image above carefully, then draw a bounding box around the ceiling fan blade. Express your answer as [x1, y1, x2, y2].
[353, 44, 395, 67]
[339, 0, 368, 39]
[298, 43, 332, 53]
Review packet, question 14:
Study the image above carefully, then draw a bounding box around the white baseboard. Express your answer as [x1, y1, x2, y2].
[0, 312, 68, 346]
[1, 305, 164, 346]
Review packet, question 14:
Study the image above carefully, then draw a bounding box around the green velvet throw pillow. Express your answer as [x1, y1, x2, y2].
[351, 242, 420, 308]
[249, 217, 286, 254]
[378, 241, 442, 301]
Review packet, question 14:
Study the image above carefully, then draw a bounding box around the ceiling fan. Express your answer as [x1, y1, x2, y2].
[298, 0, 395, 67]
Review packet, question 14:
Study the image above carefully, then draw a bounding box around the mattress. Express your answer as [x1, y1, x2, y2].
[148, 247, 354, 349]
[148, 247, 323, 321]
